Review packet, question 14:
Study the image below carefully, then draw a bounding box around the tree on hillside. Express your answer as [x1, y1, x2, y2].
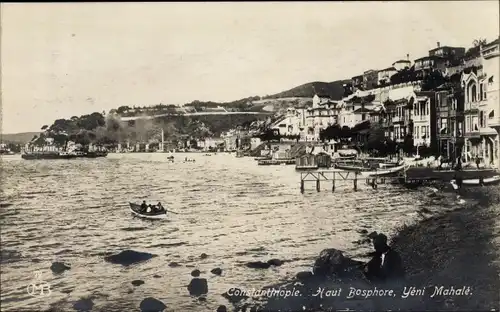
[472, 38, 487, 47]
[365, 123, 385, 151]
[320, 124, 342, 141]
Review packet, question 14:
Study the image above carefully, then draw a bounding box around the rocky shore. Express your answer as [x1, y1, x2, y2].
[221, 184, 500, 312]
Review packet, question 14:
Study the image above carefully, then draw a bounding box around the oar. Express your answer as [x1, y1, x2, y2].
[165, 209, 181, 215]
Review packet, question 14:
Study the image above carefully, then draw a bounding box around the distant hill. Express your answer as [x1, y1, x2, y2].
[263, 80, 351, 100]
[1, 132, 40, 144]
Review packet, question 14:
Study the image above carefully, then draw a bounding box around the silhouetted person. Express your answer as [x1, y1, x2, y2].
[364, 234, 405, 282]
[475, 156, 480, 169]
[140, 201, 147, 212]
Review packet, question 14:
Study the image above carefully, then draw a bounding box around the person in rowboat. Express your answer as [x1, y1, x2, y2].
[157, 202, 165, 213]
[140, 201, 147, 212]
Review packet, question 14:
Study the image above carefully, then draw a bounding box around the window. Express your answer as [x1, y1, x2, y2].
[471, 84, 477, 102]
[472, 116, 479, 131]
[482, 83, 487, 99]
[415, 126, 419, 138]
[440, 119, 448, 134]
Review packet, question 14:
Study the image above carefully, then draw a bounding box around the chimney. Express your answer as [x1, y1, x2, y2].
[406, 53, 409, 61]
[437, 42, 440, 48]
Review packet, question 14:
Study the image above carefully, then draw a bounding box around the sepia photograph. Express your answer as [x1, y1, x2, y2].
[1, 1, 499, 312]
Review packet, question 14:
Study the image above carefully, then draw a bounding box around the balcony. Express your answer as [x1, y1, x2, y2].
[464, 102, 480, 113]
[488, 116, 500, 130]
[464, 129, 481, 139]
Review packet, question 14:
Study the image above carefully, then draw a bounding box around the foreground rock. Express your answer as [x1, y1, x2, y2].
[187, 278, 208, 296]
[51, 262, 71, 274]
[139, 297, 166, 312]
[104, 250, 156, 266]
[312, 248, 363, 277]
[72, 297, 94, 311]
[131, 280, 145, 286]
[210, 267, 222, 275]
[246, 259, 284, 269]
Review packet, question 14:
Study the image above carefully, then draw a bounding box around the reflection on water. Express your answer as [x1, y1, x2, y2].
[1, 153, 428, 311]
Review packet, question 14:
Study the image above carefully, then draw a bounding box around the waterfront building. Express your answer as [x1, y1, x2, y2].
[461, 70, 497, 166]
[271, 107, 307, 137]
[339, 95, 374, 129]
[428, 43, 466, 59]
[377, 67, 398, 86]
[305, 94, 341, 141]
[351, 74, 364, 92]
[435, 89, 465, 160]
[362, 70, 379, 90]
[481, 38, 500, 168]
[392, 59, 412, 71]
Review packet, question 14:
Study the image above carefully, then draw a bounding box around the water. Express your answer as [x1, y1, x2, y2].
[1, 153, 429, 311]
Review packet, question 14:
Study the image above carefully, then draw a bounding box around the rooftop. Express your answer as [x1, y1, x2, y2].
[393, 60, 411, 64]
[428, 45, 465, 52]
[380, 67, 397, 72]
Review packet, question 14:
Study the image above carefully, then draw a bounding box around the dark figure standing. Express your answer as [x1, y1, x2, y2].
[364, 234, 405, 282]
[475, 156, 480, 169]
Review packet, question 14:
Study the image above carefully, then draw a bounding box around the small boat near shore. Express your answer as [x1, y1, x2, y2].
[452, 175, 500, 186]
[258, 159, 295, 166]
[21, 150, 108, 160]
[129, 203, 167, 220]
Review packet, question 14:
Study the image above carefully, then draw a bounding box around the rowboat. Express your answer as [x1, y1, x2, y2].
[451, 175, 500, 186]
[348, 164, 406, 178]
[129, 203, 168, 220]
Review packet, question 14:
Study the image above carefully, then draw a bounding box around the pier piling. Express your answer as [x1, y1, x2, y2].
[316, 180, 320, 192]
[300, 180, 305, 194]
[353, 172, 358, 191]
[332, 174, 336, 192]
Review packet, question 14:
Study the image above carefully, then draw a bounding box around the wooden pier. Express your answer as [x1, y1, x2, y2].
[299, 167, 499, 193]
[299, 171, 403, 193]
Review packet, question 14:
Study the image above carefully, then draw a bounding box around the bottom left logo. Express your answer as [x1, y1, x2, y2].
[26, 271, 51, 297]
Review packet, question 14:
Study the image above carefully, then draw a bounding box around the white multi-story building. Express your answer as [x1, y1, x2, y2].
[270, 107, 307, 137]
[462, 68, 497, 166]
[481, 38, 499, 169]
[305, 94, 341, 140]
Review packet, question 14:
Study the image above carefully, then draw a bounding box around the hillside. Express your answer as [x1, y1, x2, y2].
[263, 80, 351, 100]
[1, 132, 40, 144]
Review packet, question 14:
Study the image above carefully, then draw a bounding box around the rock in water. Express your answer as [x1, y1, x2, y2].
[187, 278, 208, 296]
[132, 280, 145, 286]
[312, 248, 347, 277]
[267, 259, 283, 266]
[50, 262, 71, 274]
[246, 261, 271, 269]
[104, 250, 155, 266]
[216, 305, 228, 312]
[191, 269, 201, 277]
[139, 297, 166, 312]
[210, 267, 222, 275]
[73, 297, 94, 311]
[200, 253, 208, 259]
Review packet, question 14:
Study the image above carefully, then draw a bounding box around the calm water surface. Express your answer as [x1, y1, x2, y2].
[1, 153, 429, 311]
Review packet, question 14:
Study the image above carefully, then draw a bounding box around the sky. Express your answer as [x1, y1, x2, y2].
[1, 2, 499, 133]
